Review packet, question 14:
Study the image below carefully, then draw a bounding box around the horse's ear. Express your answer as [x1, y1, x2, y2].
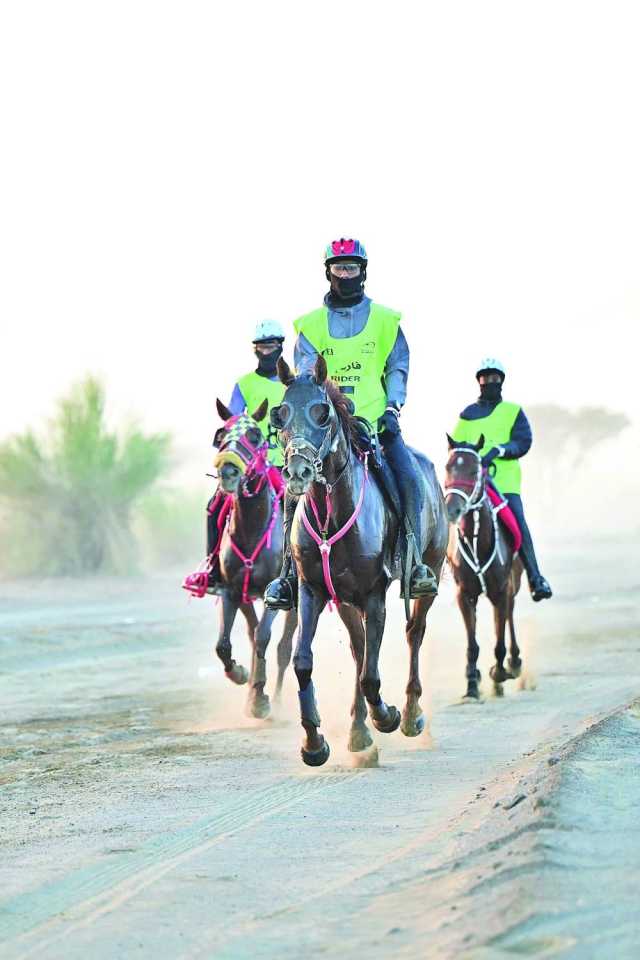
[313, 354, 328, 385]
[216, 398, 233, 421]
[475, 433, 485, 451]
[277, 356, 295, 385]
[446, 433, 456, 449]
[251, 398, 269, 423]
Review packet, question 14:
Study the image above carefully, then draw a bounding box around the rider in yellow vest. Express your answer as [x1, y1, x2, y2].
[451, 357, 552, 601]
[204, 320, 287, 592]
[264, 238, 438, 610]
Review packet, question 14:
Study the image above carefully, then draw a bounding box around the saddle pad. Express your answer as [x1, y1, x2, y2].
[486, 485, 522, 552]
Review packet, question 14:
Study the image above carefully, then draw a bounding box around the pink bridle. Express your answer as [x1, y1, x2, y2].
[300, 452, 369, 610]
[183, 416, 283, 602]
[218, 425, 284, 605]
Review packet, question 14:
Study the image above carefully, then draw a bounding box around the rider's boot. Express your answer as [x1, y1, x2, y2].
[264, 492, 298, 611]
[382, 432, 438, 598]
[206, 492, 225, 594]
[182, 491, 227, 598]
[506, 493, 552, 601]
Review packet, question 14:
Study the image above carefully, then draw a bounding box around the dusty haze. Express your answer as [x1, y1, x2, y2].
[2, 1, 639, 542]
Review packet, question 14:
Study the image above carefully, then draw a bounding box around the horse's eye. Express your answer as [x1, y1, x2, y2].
[213, 427, 226, 449]
[246, 427, 262, 446]
[309, 402, 331, 427]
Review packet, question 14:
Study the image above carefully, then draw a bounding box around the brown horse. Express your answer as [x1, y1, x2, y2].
[269, 356, 448, 766]
[444, 435, 524, 700]
[210, 399, 296, 718]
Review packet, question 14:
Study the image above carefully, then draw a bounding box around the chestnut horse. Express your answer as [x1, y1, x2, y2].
[210, 399, 296, 718]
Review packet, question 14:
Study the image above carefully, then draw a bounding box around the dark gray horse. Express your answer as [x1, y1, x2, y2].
[444, 435, 524, 700]
[212, 399, 296, 718]
[270, 356, 448, 766]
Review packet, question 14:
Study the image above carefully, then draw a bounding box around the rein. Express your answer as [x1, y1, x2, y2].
[445, 447, 505, 594]
[301, 451, 369, 610]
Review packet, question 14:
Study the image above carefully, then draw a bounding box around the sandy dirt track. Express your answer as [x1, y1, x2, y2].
[1, 537, 639, 958]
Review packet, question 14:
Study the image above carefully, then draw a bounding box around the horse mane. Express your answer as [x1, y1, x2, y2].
[324, 379, 366, 450]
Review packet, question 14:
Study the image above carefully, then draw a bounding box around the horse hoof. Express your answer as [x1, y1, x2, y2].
[225, 664, 249, 685]
[245, 693, 271, 719]
[489, 665, 514, 684]
[372, 705, 401, 734]
[461, 690, 482, 703]
[301, 738, 330, 767]
[351, 744, 379, 768]
[492, 682, 505, 698]
[507, 657, 522, 678]
[401, 712, 425, 738]
[348, 726, 374, 753]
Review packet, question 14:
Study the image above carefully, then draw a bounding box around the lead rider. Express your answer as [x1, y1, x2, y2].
[264, 237, 438, 610]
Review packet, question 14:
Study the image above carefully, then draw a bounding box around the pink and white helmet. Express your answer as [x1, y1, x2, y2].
[324, 238, 368, 265]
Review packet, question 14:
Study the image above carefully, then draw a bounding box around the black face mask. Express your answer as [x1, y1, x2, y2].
[327, 267, 365, 305]
[479, 381, 503, 403]
[255, 344, 283, 377]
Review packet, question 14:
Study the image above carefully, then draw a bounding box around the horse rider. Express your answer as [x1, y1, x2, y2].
[202, 320, 287, 593]
[451, 358, 553, 601]
[264, 237, 438, 611]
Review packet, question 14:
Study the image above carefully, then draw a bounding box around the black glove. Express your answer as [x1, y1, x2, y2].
[481, 446, 503, 468]
[378, 406, 401, 437]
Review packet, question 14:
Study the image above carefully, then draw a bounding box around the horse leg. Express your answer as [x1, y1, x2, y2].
[489, 589, 514, 684]
[401, 595, 435, 736]
[338, 605, 373, 754]
[507, 560, 523, 676]
[274, 609, 296, 703]
[362, 591, 400, 734]
[506, 581, 521, 677]
[246, 606, 277, 719]
[294, 582, 329, 766]
[216, 593, 249, 685]
[457, 587, 481, 700]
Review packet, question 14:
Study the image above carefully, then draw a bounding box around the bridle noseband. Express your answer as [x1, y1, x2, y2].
[444, 447, 485, 513]
[280, 393, 340, 486]
[445, 447, 505, 594]
[214, 415, 270, 497]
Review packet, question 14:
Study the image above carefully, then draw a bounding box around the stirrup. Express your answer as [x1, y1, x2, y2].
[182, 556, 222, 599]
[400, 563, 438, 599]
[264, 577, 296, 611]
[400, 528, 438, 599]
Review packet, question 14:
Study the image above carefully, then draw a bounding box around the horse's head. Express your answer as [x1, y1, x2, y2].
[213, 398, 269, 494]
[270, 355, 343, 496]
[444, 433, 485, 523]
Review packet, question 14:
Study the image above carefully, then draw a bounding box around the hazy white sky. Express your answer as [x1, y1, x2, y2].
[2, 1, 638, 458]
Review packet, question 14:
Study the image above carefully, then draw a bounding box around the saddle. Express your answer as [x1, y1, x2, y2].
[352, 420, 421, 581]
[486, 484, 522, 552]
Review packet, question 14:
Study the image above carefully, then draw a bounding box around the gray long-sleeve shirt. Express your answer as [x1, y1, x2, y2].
[293, 294, 409, 409]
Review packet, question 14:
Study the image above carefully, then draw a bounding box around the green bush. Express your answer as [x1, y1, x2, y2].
[134, 486, 208, 569]
[0, 377, 172, 576]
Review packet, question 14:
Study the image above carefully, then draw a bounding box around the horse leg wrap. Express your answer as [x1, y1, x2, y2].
[369, 697, 388, 723]
[253, 656, 267, 686]
[298, 681, 321, 727]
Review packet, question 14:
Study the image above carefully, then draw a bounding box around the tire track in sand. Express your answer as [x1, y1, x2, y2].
[1, 771, 356, 958]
